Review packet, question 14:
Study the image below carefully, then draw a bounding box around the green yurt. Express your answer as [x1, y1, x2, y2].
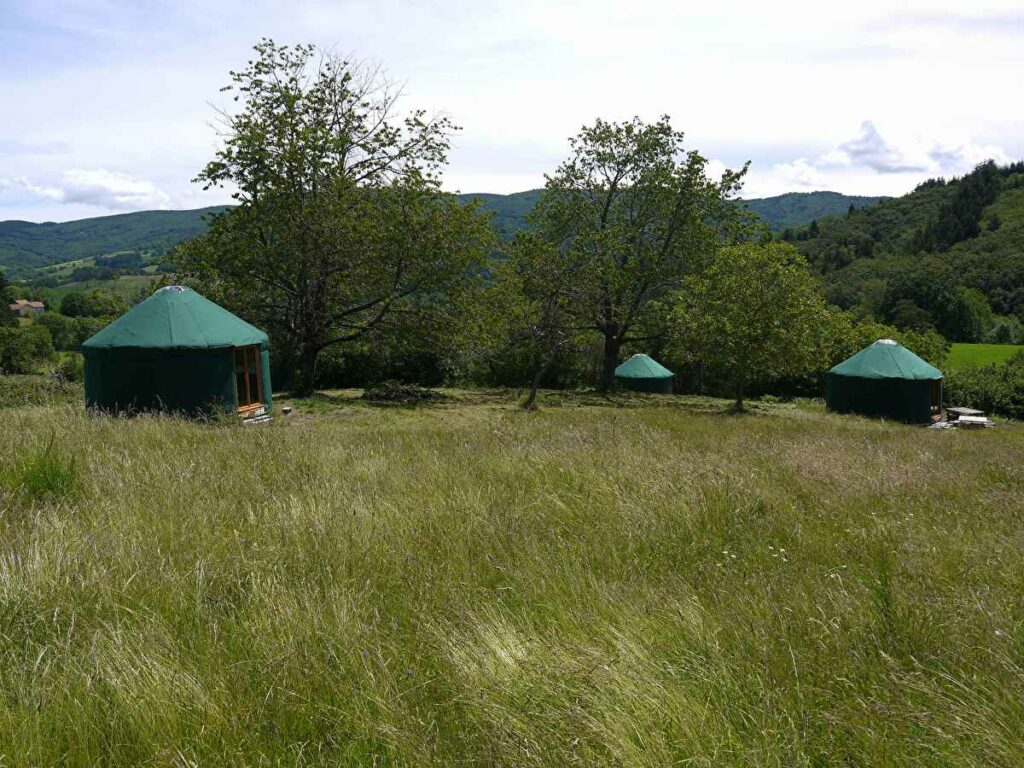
[614, 354, 675, 393]
[826, 339, 942, 424]
[82, 286, 272, 417]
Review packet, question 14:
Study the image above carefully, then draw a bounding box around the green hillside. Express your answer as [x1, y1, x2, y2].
[1, 192, 884, 279]
[948, 343, 1024, 369]
[457, 190, 542, 238]
[458, 189, 885, 238]
[741, 191, 886, 233]
[788, 161, 1024, 342]
[0, 207, 227, 275]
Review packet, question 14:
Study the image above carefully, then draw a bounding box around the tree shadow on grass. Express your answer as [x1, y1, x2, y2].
[281, 387, 798, 419]
[545, 389, 790, 419]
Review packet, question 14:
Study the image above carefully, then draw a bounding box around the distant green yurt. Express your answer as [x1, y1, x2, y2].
[826, 339, 942, 424]
[614, 354, 675, 394]
[82, 286, 272, 417]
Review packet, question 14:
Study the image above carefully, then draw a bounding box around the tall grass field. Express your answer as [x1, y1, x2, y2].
[1, 391, 1023, 765]
[947, 343, 1024, 369]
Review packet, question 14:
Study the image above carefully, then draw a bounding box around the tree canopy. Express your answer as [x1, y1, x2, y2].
[177, 40, 493, 394]
[669, 243, 831, 409]
[530, 116, 753, 388]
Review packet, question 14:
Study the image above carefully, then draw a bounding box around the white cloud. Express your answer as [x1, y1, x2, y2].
[750, 121, 1011, 197]
[770, 159, 828, 189]
[822, 121, 927, 174]
[59, 169, 171, 209]
[0, 176, 63, 201]
[927, 140, 1010, 172]
[0, 169, 172, 211]
[2, 0, 1023, 219]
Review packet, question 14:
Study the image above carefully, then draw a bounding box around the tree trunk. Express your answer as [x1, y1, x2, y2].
[733, 377, 745, 412]
[293, 345, 319, 397]
[600, 333, 622, 391]
[522, 359, 551, 411]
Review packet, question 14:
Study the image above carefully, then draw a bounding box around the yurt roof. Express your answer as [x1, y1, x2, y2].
[829, 339, 943, 381]
[614, 354, 674, 380]
[82, 287, 268, 351]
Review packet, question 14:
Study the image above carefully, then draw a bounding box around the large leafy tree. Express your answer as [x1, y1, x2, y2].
[532, 116, 752, 388]
[178, 40, 493, 394]
[669, 243, 831, 410]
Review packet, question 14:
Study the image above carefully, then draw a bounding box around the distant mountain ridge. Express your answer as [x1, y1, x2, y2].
[0, 207, 228, 275]
[457, 190, 888, 237]
[740, 192, 888, 233]
[0, 191, 883, 276]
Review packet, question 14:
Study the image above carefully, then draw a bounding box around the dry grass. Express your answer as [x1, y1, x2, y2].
[0, 392, 1022, 765]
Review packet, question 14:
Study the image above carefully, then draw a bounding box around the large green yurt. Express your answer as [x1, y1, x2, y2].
[826, 339, 942, 424]
[614, 354, 675, 393]
[82, 286, 272, 417]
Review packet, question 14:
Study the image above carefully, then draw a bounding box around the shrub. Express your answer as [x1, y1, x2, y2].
[314, 339, 446, 389]
[0, 374, 82, 409]
[60, 289, 127, 319]
[986, 315, 1024, 345]
[362, 380, 446, 405]
[1, 436, 78, 503]
[33, 312, 77, 350]
[0, 325, 55, 374]
[944, 352, 1024, 419]
[52, 355, 85, 383]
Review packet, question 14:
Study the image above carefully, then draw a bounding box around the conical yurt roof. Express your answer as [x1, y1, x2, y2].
[829, 339, 942, 380]
[82, 286, 268, 351]
[614, 354, 674, 380]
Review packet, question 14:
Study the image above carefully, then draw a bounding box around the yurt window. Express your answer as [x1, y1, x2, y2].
[234, 345, 263, 409]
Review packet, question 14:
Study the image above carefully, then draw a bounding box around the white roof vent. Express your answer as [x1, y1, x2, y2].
[876, 338, 898, 345]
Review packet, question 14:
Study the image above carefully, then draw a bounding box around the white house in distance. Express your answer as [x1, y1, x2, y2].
[9, 299, 45, 317]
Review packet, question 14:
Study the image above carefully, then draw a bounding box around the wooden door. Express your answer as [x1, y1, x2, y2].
[234, 345, 263, 411]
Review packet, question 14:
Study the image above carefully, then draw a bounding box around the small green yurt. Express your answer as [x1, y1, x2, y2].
[614, 354, 675, 394]
[826, 339, 942, 424]
[82, 286, 272, 417]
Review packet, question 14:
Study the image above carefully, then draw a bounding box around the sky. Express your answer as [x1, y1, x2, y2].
[1, 0, 1022, 222]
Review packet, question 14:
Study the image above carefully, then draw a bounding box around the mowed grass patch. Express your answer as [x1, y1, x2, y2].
[948, 343, 1024, 369]
[0, 400, 1022, 765]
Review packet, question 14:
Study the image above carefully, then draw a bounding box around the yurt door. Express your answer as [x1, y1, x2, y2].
[234, 345, 264, 412]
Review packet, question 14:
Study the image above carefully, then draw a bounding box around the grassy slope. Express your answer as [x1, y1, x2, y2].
[1, 392, 1023, 765]
[948, 343, 1024, 369]
[0, 207, 227, 274]
[41, 274, 159, 302]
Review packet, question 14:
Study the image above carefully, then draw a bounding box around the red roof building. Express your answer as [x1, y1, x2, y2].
[9, 299, 45, 317]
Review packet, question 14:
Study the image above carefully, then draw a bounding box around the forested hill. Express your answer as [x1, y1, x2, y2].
[456, 190, 542, 238]
[0, 207, 228, 274]
[457, 189, 884, 237]
[0, 190, 883, 275]
[787, 160, 1024, 343]
[741, 192, 886, 232]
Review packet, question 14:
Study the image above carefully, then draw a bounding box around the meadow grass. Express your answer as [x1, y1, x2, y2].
[947, 343, 1024, 369]
[0, 392, 1023, 765]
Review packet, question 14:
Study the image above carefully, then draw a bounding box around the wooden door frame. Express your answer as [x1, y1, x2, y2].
[234, 345, 264, 414]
